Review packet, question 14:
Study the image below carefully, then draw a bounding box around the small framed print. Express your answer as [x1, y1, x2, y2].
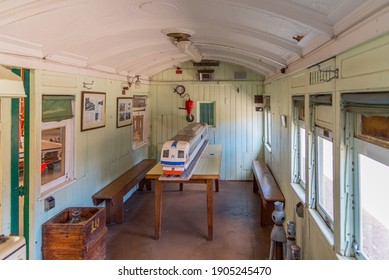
[81, 91, 106, 131]
[281, 115, 287, 127]
[117, 97, 133, 128]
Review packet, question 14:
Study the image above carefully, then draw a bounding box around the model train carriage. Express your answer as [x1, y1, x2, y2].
[161, 140, 190, 175]
[160, 122, 208, 176]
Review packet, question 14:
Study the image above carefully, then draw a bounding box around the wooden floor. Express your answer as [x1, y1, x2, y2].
[105, 181, 272, 260]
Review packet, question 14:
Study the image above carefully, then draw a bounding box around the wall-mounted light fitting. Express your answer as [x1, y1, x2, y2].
[127, 75, 141, 89]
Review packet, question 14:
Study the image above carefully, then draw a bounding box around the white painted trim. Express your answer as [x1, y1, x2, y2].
[265, 6, 389, 84]
[290, 182, 306, 204]
[308, 208, 335, 248]
[0, 52, 139, 82]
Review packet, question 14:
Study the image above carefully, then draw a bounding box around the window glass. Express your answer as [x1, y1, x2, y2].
[299, 126, 306, 186]
[316, 135, 334, 224]
[178, 150, 184, 158]
[358, 154, 389, 259]
[162, 150, 169, 158]
[265, 108, 271, 148]
[41, 127, 65, 185]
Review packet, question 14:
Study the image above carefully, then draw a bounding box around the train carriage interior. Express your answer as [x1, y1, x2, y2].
[1, 0, 389, 263]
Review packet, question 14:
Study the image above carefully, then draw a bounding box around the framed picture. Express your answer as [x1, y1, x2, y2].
[281, 114, 287, 127]
[81, 91, 106, 131]
[116, 97, 133, 128]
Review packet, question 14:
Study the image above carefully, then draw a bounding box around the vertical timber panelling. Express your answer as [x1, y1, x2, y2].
[150, 62, 263, 180]
[30, 70, 149, 259]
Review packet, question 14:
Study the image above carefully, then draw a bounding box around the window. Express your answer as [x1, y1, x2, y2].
[133, 95, 148, 150]
[178, 150, 184, 158]
[309, 94, 334, 231]
[316, 128, 334, 226]
[264, 96, 271, 150]
[41, 127, 65, 185]
[41, 95, 75, 197]
[162, 150, 169, 158]
[197, 101, 216, 127]
[342, 92, 389, 259]
[292, 96, 306, 188]
[354, 143, 389, 260]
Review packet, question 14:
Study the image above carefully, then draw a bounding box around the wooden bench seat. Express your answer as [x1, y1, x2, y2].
[92, 159, 156, 224]
[252, 160, 285, 226]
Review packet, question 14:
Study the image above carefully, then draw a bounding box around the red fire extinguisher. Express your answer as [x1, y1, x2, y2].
[185, 98, 194, 122]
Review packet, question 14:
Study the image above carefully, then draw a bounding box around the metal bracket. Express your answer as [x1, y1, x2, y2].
[82, 80, 94, 90]
[317, 64, 339, 82]
[18, 185, 25, 197]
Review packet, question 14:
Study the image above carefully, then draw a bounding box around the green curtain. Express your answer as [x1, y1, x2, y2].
[42, 95, 74, 122]
[200, 102, 215, 126]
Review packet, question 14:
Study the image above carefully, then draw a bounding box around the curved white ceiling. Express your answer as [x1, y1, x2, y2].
[0, 0, 387, 79]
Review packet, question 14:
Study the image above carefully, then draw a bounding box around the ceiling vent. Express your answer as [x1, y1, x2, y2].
[198, 69, 214, 81]
[234, 71, 247, 80]
[193, 60, 219, 67]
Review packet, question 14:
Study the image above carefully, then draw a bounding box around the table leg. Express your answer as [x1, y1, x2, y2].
[215, 179, 219, 192]
[207, 179, 213, 241]
[154, 180, 162, 240]
[179, 183, 183, 191]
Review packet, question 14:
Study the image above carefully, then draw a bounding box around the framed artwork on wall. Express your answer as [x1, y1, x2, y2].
[81, 91, 106, 131]
[116, 97, 133, 128]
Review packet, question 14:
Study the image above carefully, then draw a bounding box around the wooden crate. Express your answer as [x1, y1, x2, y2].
[42, 207, 107, 260]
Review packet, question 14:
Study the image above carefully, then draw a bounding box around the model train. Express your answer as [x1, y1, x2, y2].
[160, 122, 208, 176]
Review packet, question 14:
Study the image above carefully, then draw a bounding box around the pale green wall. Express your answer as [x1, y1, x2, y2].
[29, 70, 150, 259]
[150, 62, 264, 180]
[264, 33, 389, 260]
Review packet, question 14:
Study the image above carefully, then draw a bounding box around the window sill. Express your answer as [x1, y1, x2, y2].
[308, 208, 335, 249]
[290, 183, 306, 204]
[336, 254, 355, 260]
[39, 178, 77, 200]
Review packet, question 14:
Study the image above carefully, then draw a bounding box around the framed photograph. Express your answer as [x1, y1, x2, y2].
[117, 97, 133, 128]
[81, 91, 106, 131]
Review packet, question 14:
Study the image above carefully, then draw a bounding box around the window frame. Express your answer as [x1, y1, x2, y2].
[264, 96, 271, 151]
[314, 126, 334, 231]
[132, 95, 148, 150]
[292, 98, 306, 189]
[342, 92, 389, 259]
[308, 95, 334, 234]
[196, 101, 216, 127]
[40, 117, 75, 197]
[353, 138, 389, 259]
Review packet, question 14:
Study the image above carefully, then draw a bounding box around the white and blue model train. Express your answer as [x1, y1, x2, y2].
[160, 122, 208, 176]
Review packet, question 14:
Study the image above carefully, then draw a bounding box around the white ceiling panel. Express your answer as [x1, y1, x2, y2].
[0, 0, 387, 79]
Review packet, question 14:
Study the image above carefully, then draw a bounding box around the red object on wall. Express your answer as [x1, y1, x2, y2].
[176, 67, 182, 74]
[185, 98, 194, 115]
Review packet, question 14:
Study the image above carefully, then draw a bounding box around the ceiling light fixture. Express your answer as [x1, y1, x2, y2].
[127, 75, 141, 89]
[165, 31, 202, 63]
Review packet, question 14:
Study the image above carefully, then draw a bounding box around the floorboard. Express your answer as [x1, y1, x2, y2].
[105, 181, 272, 260]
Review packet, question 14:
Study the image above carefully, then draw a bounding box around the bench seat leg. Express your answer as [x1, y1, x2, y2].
[253, 175, 259, 193]
[138, 178, 152, 191]
[105, 197, 124, 224]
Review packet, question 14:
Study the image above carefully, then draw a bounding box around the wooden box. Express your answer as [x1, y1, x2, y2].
[42, 207, 107, 260]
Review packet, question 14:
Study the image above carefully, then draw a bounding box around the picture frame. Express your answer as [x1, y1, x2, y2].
[281, 114, 287, 127]
[81, 91, 106, 131]
[116, 97, 133, 128]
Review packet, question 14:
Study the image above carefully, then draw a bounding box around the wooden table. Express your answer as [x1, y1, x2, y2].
[146, 144, 222, 241]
